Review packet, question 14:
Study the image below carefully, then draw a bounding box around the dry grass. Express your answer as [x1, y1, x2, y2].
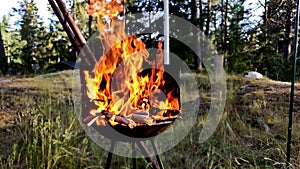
[0, 70, 299, 168]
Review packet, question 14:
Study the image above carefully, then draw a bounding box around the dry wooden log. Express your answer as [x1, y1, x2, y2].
[86, 112, 136, 128]
[131, 109, 149, 115]
[87, 115, 100, 127]
[130, 110, 153, 125]
[132, 115, 153, 125]
[153, 116, 178, 121]
[104, 112, 136, 129]
[90, 99, 104, 102]
[86, 109, 179, 128]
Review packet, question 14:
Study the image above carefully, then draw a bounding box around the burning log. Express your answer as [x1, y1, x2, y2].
[104, 112, 136, 129]
[153, 116, 179, 122]
[131, 110, 153, 125]
[86, 109, 179, 130]
[86, 111, 136, 129]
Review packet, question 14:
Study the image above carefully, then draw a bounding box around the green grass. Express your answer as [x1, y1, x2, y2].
[0, 72, 299, 168]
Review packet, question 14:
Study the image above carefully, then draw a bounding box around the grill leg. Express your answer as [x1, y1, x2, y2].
[105, 141, 116, 169]
[105, 140, 164, 169]
[137, 141, 159, 169]
[137, 141, 158, 169]
[150, 139, 164, 169]
[132, 142, 136, 169]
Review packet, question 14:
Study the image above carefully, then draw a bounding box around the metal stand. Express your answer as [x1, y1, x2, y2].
[105, 139, 164, 169]
[48, 1, 167, 169]
[151, 139, 164, 169]
[132, 142, 136, 169]
[286, 0, 300, 168]
[105, 141, 116, 169]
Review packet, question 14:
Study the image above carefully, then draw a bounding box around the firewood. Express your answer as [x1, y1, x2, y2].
[132, 114, 153, 125]
[131, 109, 149, 115]
[87, 115, 100, 127]
[86, 109, 178, 128]
[130, 110, 153, 125]
[104, 112, 136, 129]
[90, 99, 104, 102]
[153, 116, 178, 122]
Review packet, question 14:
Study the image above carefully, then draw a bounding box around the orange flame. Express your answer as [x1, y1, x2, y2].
[85, 0, 179, 127]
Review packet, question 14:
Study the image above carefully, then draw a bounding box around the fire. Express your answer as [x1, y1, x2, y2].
[84, 0, 179, 128]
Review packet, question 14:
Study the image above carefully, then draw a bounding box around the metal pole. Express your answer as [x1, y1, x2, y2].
[88, 0, 93, 38]
[132, 142, 136, 169]
[286, 0, 300, 168]
[48, 0, 97, 67]
[150, 139, 164, 169]
[137, 141, 159, 169]
[105, 141, 116, 169]
[164, 0, 170, 65]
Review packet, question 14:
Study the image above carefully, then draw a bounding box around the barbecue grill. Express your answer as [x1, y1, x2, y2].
[48, 0, 183, 168]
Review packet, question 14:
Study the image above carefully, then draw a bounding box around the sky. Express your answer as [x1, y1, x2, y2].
[0, 0, 263, 27]
[0, 0, 51, 25]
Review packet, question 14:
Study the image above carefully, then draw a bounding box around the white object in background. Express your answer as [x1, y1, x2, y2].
[164, 0, 170, 65]
[245, 71, 263, 79]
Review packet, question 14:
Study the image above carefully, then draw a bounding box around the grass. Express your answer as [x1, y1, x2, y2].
[0, 71, 300, 168]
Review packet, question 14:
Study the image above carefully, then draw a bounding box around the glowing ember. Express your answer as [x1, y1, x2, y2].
[85, 0, 179, 128]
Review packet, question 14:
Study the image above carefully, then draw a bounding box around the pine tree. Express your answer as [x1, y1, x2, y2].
[1, 15, 24, 74]
[17, 0, 43, 74]
[0, 22, 8, 75]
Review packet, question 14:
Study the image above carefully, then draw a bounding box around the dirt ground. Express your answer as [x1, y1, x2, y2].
[1, 71, 300, 167]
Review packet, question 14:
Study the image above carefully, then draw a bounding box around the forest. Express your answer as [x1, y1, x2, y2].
[0, 0, 298, 81]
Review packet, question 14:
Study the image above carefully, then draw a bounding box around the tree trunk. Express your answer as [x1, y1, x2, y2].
[222, 0, 228, 52]
[199, 0, 204, 32]
[191, 0, 203, 70]
[263, 0, 268, 39]
[204, 0, 211, 36]
[191, 0, 198, 22]
[283, 2, 292, 60]
[0, 28, 8, 75]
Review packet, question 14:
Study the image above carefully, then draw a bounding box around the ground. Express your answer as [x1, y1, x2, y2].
[0, 70, 299, 168]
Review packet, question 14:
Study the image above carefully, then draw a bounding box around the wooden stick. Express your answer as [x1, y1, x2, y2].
[132, 114, 153, 125]
[153, 116, 178, 121]
[86, 109, 178, 128]
[104, 112, 136, 129]
[87, 115, 101, 127]
[131, 110, 149, 115]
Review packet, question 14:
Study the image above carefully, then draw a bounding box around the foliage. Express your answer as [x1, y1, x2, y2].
[1, 73, 300, 168]
[16, 0, 43, 74]
[0, 0, 86, 75]
[0, 0, 298, 79]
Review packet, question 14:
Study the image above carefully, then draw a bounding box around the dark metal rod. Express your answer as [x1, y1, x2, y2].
[286, 0, 300, 168]
[88, 0, 93, 38]
[150, 139, 164, 169]
[48, 0, 97, 67]
[105, 152, 113, 169]
[89, 15, 93, 37]
[55, 0, 87, 47]
[48, 0, 81, 52]
[105, 141, 116, 169]
[132, 142, 136, 169]
[137, 141, 159, 169]
[55, 0, 97, 64]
